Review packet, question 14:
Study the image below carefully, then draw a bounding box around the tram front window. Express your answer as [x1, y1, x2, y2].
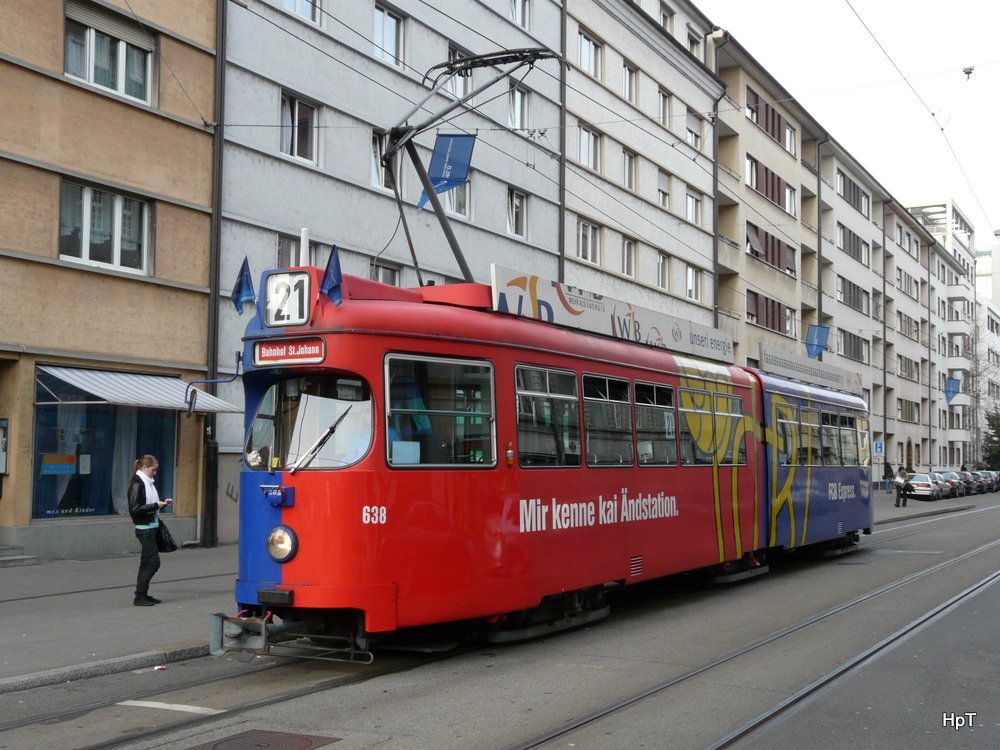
[245, 375, 373, 471]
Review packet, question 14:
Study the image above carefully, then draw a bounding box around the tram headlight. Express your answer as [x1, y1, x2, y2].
[267, 525, 298, 563]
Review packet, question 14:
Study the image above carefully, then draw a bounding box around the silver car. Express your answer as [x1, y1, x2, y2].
[907, 473, 942, 501]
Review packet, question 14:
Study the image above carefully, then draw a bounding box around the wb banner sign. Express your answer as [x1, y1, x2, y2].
[804, 324, 830, 359]
[416, 133, 476, 211]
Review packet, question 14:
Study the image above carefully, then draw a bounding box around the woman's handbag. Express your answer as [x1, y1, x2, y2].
[155, 521, 178, 553]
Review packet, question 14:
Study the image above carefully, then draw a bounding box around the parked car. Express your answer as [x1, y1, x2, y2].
[958, 471, 984, 494]
[907, 473, 942, 501]
[929, 472, 953, 498]
[939, 471, 967, 497]
[986, 471, 1000, 491]
[972, 471, 995, 493]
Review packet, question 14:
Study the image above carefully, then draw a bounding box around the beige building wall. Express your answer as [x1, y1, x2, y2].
[0, 0, 218, 558]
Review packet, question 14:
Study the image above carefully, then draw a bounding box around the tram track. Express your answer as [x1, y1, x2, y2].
[8, 505, 999, 749]
[505, 533, 1000, 750]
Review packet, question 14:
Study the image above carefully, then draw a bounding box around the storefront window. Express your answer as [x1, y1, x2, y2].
[32, 370, 175, 518]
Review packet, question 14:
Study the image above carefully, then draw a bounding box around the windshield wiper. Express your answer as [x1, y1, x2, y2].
[288, 405, 353, 475]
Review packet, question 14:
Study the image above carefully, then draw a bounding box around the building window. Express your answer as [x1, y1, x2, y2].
[446, 46, 472, 99]
[577, 219, 601, 265]
[510, 0, 529, 29]
[745, 87, 758, 124]
[622, 62, 637, 103]
[658, 170, 670, 209]
[373, 5, 403, 66]
[507, 188, 527, 237]
[372, 261, 399, 285]
[32, 369, 176, 519]
[838, 329, 870, 364]
[836, 169, 870, 218]
[660, 5, 674, 32]
[687, 33, 702, 60]
[509, 84, 528, 131]
[280, 92, 316, 162]
[837, 223, 870, 266]
[621, 238, 635, 277]
[686, 113, 702, 150]
[579, 125, 601, 171]
[784, 185, 797, 216]
[64, 8, 153, 102]
[371, 132, 397, 189]
[685, 265, 701, 301]
[685, 192, 702, 225]
[444, 180, 469, 218]
[579, 30, 602, 78]
[658, 89, 671, 127]
[277, 235, 321, 267]
[837, 276, 870, 314]
[283, 0, 319, 22]
[623, 149, 637, 191]
[657, 252, 669, 289]
[59, 181, 148, 272]
[784, 123, 796, 156]
[745, 155, 758, 189]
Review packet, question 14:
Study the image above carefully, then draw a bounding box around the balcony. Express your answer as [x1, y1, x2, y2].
[947, 280, 974, 303]
[946, 356, 972, 373]
[945, 317, 971, 335]
[717, 236, 743, 276]
[948, 392, 972, 408]
[945, 428, 972, 444]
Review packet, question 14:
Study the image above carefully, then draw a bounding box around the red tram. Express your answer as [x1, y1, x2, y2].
[212, 265, 872, 661]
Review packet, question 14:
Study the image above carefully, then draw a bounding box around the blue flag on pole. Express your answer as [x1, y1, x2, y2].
[945, 377, 961, 404]
[804, 324, 830, 359]
[416, 133, 477, 211]
[231, 256, 255, 315]
[320, 245, 343, 306]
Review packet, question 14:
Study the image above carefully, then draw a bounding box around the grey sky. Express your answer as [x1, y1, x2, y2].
[696, 0, 1000, 244]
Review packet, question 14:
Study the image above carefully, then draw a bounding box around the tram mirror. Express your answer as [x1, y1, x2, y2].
[185, 390, 198, 419]
[0, 418, 7, 474]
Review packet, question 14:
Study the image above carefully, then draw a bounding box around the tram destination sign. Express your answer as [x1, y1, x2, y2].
[490, 265, 734, 363]
[253, 336, 326, 366]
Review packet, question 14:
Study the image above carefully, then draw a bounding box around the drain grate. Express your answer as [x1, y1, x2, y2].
[189, 729, 340, 750]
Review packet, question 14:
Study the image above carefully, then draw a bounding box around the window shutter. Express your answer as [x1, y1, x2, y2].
[66, 0, 155, 50]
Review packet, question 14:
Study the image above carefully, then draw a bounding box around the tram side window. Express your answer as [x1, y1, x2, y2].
[678, 388, 714, 465]
[245, 375, 373, 471]
[386, 356, 495, 467]
[820, 412, 841, 465]
[775, 403, 798, 465]
[635, 382, 677, 465]
[856, 417, 871, 466]
[839, 414, 859, 466]
[715, 394, 746, 465]
[799, 408, 821, 465]
[583, 375, 633, 466]
[516, 366, 581, 467]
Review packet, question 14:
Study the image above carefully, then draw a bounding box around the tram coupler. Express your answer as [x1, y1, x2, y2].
[210, 612, 269, 658]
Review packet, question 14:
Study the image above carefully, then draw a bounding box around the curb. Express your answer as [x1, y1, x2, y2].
[0, 642, 209, 695]
[872, 503, 975, 525]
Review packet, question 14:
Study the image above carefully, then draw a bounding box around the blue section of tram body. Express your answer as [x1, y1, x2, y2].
[756, 372, 872, 549]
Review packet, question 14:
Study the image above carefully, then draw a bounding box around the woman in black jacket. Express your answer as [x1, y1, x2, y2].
[127, 455, 172, 606]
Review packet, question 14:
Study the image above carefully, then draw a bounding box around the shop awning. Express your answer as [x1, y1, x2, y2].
[38, 366, 240, 413]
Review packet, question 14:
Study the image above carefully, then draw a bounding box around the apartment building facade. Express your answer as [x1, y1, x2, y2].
[912, 201, 978, 467]
[0, 0, 228, 557]
[564, 0, 721, 321]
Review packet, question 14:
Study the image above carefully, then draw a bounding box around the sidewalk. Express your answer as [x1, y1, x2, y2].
[0, 497, 976, 694]
[0, 544, 237, 694]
